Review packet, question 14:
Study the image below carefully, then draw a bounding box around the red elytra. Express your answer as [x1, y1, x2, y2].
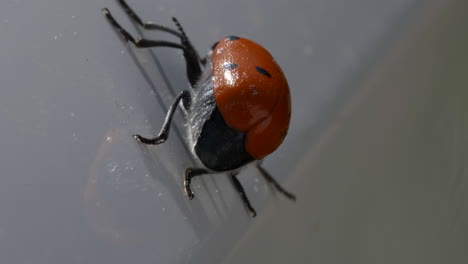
[211, 37, 291, 159]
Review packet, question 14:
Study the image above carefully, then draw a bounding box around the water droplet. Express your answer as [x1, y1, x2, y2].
[108, 162, 118, 173]
[106, 136, 112, 142]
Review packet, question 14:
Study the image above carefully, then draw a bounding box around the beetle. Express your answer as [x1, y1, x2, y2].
[103, 0, 295, 217]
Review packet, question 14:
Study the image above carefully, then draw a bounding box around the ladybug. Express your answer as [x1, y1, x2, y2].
[103, 0, 295, 217]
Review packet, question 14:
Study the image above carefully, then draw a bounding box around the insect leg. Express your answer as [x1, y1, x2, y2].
[257, 165, 296, 201]
[134, 90, 191, 145]
[184, 168, 210, 200]
[116, 0, 183, 37]
[108, 2, 203, 86]
[103, 8, 185, 50]
[230, 173, 257, 217]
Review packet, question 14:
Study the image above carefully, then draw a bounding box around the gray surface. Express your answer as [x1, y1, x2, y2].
[0, 0, 448, 263]
[227, 1, 468, 263]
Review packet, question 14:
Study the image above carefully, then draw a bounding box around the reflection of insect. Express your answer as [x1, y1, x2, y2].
[103, 0, 295, 217]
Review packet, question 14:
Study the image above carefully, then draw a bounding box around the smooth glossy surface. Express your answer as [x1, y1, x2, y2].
[227, 2, 468, 263]
[212, 37, 290, 159]
[0, 0, 436, 263]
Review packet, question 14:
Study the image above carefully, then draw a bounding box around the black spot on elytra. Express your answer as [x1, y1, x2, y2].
[255, 66, 271, 78]
[223, 63, 238, 70]
[226, 36, 240, 41]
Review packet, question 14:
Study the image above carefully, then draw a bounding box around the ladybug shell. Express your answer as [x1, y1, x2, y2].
[211, 37, 291, 159]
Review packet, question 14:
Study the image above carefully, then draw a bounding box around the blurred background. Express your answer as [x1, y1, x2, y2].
[0, 0, 467, 263]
